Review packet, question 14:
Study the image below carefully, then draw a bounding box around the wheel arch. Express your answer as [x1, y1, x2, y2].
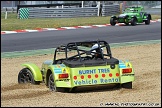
[22, 63, 43, 81]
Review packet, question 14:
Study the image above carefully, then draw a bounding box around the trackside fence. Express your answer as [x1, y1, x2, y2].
[18, 7, 98, 19]
[18, 4, 120, 19]
[102, 4, 120, 16]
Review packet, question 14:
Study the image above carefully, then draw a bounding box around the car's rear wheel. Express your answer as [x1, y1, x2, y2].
[130, 18, 137, 26]
[145, 16, 150, 25]
[48, 73, 69, 92]
[110, 18, 116, 26]
[48, 73, 57, 91]
[18, 68, 40, 85]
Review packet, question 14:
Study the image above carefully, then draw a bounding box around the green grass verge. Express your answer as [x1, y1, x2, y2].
[1, 13, 161, 31]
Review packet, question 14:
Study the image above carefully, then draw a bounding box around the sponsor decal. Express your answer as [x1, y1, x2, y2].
[74, 78, 119, 85]
[73, 68, 119, 85]
[78, 68, 110, 74]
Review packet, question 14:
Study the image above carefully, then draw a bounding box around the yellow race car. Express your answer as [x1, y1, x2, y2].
[18, 40, 135, 92]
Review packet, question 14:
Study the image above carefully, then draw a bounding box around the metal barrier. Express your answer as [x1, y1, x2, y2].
[102, 4, 120, 16]
[18, 4, 120, 19]
[17, 3, 81, 13]
[28, 7, 98, 18]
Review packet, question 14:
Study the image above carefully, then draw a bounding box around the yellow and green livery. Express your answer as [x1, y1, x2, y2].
[18, 40, 135, 92]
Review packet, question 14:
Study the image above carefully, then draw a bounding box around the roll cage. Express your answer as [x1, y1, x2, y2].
[53, 40, 113, 65]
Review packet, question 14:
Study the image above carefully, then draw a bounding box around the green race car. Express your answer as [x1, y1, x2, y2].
[110, 6, 152, 26]
[18, 40, 135, 92]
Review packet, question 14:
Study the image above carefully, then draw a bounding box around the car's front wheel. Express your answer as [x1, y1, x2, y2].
[18, 68, 40, 85]
[145, 17, 150, 25]
[130, 18, 137, 26]
[110, 18, 116, 26]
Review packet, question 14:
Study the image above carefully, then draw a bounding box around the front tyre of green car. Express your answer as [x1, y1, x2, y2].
[18, 68, 40, 85]
[145, 17, 150, 25]
[110, 18, 116, 26]
[130, 18, 137, 26]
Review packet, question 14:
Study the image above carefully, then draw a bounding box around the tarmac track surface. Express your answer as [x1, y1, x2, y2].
[1, 22, 161, 52]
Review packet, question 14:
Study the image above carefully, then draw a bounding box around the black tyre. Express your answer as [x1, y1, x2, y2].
[110, 18, 116, 26]
[18, 68, 40, 85]
[145, 17, 150, 25]
[121, 82, 132, 89]
[48, 73, 57, 91]
[130, 18, 137, 26]
[48, 73, 71, 92]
